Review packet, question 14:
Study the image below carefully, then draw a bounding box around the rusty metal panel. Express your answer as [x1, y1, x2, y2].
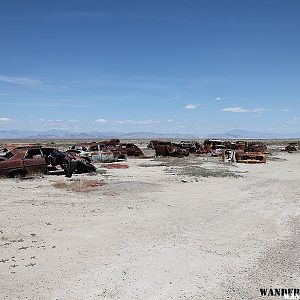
[235, 151, 267, 163]
[0, 148, 47, 177]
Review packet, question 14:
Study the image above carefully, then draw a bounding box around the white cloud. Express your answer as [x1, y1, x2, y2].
[95, 119, 161, 125]
[215, 97, 226, 101]
[0, 75, 65, 90]
[285, 117, 300, 125]
[29, 119, 65, 124]
[185, 104, 197, 110]
[0, 75, 42, 88]
[167, 119, 173, 122]
[116, 119, 160, 125]
[222, 107, 264, 113]
[95, 118, 108, 123]
[0, 117, 11, 122]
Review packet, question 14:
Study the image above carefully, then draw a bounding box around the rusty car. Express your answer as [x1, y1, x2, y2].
[0, 147, 96, 178]
[70, 142, 126, 162]
[119, 143, 144, 157]
[285, 142, 298, 152]
[152, 141, 189, 157]
[235, 151, 267, 163]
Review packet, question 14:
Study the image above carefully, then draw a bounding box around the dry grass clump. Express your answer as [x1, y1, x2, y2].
[138, 163, 167, 167]
[53, 179, 106, 192]
[156, 155, 242, 178]
[102, 164, 129, 169]
[167, 166, 242, 178]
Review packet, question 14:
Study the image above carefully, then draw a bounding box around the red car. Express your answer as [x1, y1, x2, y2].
[0, 148, 47, 177]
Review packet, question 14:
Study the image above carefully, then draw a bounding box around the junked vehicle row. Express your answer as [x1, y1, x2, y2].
[149, 139, 270, 163]
[0, 140, 144, 178]
[0, 139, 298, 178]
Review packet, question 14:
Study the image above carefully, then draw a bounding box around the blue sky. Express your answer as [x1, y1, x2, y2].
[0, 0, 299, 134]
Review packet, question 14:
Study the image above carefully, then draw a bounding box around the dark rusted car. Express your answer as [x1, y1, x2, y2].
[100, 139, 120, 146]
[180, 141, 199, 153]
[0, 148, 47, 177]
[154, 141, 189, 157]
[235, 151, 267, 163]
[285, 143, 298, 152]
[120, 143, 144, 157]
[99, 139, 142, 159]
[245, 142, 268, 153]
[0, 147, 96, 178]
[147, 140, 166, 149]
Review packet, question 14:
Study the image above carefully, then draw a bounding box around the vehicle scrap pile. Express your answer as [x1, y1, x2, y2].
[0, 146, 96, 178]
[284, 142, 298, 152]
[70, 139, 144, 162]
[221, 141, 268, 163]
[148, 139, 268, 163]
[148, 140, 190, 157]
[0, 138, 273, 179]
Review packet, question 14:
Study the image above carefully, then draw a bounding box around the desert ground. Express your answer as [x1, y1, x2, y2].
[0, 142, 300, 300]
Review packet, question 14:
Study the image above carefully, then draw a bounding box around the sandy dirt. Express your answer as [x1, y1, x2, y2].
[0, 151, 300, 299]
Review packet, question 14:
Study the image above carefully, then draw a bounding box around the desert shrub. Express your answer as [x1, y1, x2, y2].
[53, 179, 106, 192]
[167, 166, 242, 178]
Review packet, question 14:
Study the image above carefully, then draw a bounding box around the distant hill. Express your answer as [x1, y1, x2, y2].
[0, 130, 198, 139]
[219, 129, 300, 139]
[0, 129, 299, 139]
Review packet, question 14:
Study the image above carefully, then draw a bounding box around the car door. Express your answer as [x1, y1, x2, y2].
[23, 149, 47, 174]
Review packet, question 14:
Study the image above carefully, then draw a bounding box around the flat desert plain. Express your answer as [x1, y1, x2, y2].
[0, 148, 300, 299]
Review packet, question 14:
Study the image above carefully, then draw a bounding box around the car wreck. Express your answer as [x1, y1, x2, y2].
[245, 142, 268, 154]
[235, 151, 267, 164]
[119, 143, 144, 157]
[70, 140, 144, 161]
[284, 142, 298, 152]
[202, 139, 227, 156]
[0, 147, 96, 178]
[151, 141, 189, 157]
[100, 140, 144, 158]
[70, 143, 121, 162]
[180, 141, 200, 153]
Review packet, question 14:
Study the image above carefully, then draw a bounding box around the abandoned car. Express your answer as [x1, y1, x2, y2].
[70, 143, 120, 162]
[0, 147, 96, 178]
[153, 141, 189, 157]
[285, 142, 298, 152]
[235, 151, 267, 163]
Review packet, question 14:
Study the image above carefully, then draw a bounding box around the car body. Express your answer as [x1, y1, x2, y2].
[0, 148, 47, 177]
[235, 151, 267, 163]
[70, 143, 127, 162]
[0, 147, 96, 178]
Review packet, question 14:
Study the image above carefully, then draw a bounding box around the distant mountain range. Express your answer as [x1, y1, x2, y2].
[0, 129, 299, 139]
[207, 129, 300, 139]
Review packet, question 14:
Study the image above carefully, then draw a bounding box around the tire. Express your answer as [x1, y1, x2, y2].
[8, 170, 26, 178]
[76, 161, 96, 173]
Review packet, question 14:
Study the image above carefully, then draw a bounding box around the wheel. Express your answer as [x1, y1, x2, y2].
[8, 170, 26, 178]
